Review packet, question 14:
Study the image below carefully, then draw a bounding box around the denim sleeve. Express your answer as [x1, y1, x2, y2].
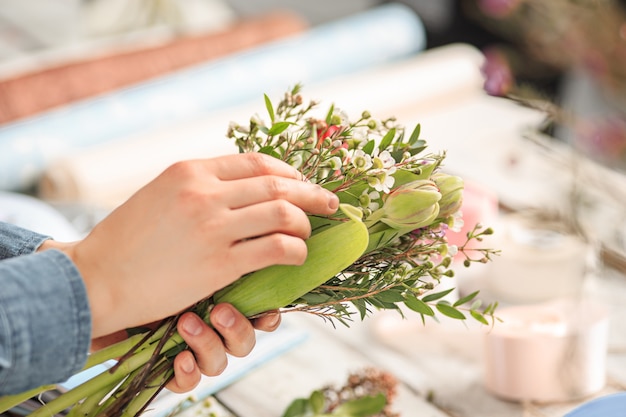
[0, 250, 92, 395]
[0, 221, 50, 260]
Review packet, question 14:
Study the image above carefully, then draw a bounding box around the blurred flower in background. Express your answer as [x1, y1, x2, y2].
[466, 0, 626, 171]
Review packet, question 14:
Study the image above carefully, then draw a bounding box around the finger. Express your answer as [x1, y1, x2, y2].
[251, 310, 281, 332]
[166, 350, 201, 393]
[223, 175, 339, 215]
[228, 200, 311, 241]
[177, 312, 228, 376]
[210, 304, 257, 358]
[208, 153, 303, 181]
[230, 233, 307, 275]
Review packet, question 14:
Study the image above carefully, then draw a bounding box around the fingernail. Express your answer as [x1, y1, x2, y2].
[214, 307, 236, 328]
[327, 192, 339, 210]
[265, 313, 281, 328]
[181, 356, 195, 374]
[181, 315, 203, 336]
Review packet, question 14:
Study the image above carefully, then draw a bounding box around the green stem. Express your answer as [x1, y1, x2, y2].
[27, 333, 185, 417]
[0, 384, 56, 413]
[89, 366, 145, 417]
[121, 367, 173, 417]
[65, 379, 119, 417]
[84, 322, 171, 370]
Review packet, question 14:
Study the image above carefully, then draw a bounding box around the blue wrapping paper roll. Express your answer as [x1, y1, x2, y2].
[0, 3, 425, 191]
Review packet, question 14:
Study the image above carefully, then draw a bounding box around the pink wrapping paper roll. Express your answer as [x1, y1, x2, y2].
[484, 299, 609, 403]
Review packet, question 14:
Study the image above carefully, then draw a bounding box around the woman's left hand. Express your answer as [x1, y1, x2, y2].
[90, 303, 281, 393]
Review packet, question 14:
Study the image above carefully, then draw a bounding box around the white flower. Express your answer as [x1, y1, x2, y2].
[447, 245, 459, 257]
[352, 149, 372, 171]
[250, 113, 265, 126]
[326, 156, 343, 170]
[367, 169, 395, 193]
[359, 189, 381, 211]
[375, 150, 396, 169]
[449, 211, 464, 232]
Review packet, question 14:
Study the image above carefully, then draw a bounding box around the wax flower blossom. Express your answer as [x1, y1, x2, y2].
[0, 86, 498, 417]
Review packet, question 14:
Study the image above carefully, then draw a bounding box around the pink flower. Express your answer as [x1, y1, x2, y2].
[317, 124, 342, 146]
[481, 47, 515, 96]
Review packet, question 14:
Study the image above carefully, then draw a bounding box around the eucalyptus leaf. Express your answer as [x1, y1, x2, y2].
[404, 296, 435, 316]
[453, 290, 479, 307]
[471, 310, 489, 325]
[421, 288, 455, 303]
[436, 303, 466, 320]
[264, 93, 275, 123]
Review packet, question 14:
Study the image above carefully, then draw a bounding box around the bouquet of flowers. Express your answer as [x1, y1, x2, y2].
[0, 85, 497, 417]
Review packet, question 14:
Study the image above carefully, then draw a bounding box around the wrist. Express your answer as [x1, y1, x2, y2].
[38, 238, 115, 338]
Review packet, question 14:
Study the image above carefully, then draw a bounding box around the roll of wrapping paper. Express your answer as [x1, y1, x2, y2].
[37, 43, 486, 209]
[0, 3, 426, 191]
[0, 11, 309, 125]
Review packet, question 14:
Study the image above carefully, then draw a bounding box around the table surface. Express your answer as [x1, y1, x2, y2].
[159, 262, 626, 417]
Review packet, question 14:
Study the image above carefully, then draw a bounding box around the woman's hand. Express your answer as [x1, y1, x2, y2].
[169, 304, 281, 393]
[60, 153, 338, 338]
[90, 304, 281, 394]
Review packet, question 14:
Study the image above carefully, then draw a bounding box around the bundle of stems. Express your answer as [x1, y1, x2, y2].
[0, 85, 499, 416]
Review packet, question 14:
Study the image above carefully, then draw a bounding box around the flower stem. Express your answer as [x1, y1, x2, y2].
[0, 384, 56, 413]
[27, 332, 185, 417]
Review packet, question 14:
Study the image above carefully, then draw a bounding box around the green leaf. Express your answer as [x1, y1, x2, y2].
[404, 295, 435, 316]
[470, 310, 489, 325]
[300, 293, 333, 305]
[453, 290, 479, 307]
[421, 288, 455, 303]
[378, 127, 396, 151]
[408, 123, 421, 145]
[352, 298, 368, 320]
[268, 121, 292, 136]
[258, 145, 281, 159]
[281, 398, 311, 417]
[325, 103, 335, 124]
[377, 289, 405, 303]
[332, 393, 386, 417]
[483, 301, 499, 316]
[310, 390, 326, 414]
[264, 93, 275, 124]
[362, 139, 376, 155]
[436, 302, 466, 320]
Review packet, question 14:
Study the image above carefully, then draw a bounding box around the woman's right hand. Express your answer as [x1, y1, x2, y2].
[45, 153, 339, 338]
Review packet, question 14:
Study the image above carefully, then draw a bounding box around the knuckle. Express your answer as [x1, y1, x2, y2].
[267, 235, 306, 265]
[272, 199, 292, 224]
[165, 160, 201, 181]
[265, 176, 289, 199]
[246, 152, 273, 175]
[206, 358, 228, 376]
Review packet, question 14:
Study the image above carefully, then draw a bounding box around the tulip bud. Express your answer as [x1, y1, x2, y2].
[379, 180, 441, 230]
[432, 173, 464, 218]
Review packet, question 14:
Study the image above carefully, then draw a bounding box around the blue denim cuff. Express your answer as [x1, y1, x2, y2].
[0, 250, 91, 395]
[0, 221, 50, 260]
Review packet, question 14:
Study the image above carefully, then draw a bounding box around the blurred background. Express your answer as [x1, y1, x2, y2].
[2, 1, 626, 416]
